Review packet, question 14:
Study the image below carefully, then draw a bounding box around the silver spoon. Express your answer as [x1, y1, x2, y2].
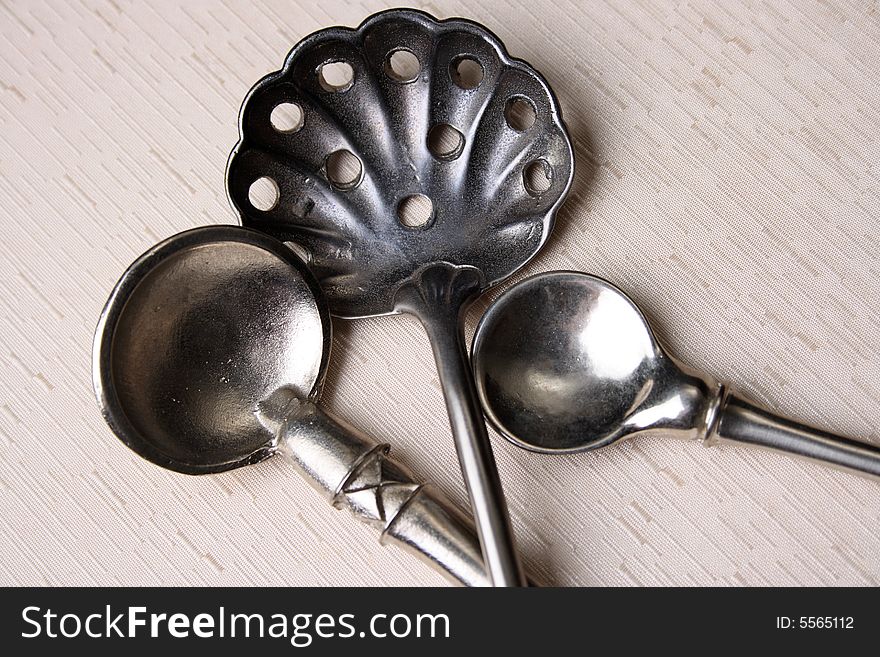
[225, 9, 574, 585]
[472, 271, 880, 478]
[93, 224, 497, 586]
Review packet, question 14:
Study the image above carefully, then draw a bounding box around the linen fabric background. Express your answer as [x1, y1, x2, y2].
[0, 0, 878, 586]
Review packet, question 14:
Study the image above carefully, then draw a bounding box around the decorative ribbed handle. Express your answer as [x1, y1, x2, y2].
[256, 388, 491, 586]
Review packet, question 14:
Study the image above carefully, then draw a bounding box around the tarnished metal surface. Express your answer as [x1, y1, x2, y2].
[93, 225, 497, 586]
[473, 272, 880, 479]
[226, 8, 573, 318]
[93, 225, 327, 474]
[226, 7, 574, 586]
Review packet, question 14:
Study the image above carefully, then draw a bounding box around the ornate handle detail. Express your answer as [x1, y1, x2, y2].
[256, 388, 491, 586]
[329, 442, 422, 533]
[393, 261, 485, 319]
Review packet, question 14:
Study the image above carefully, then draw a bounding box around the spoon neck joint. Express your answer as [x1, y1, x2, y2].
[698, 382, 730, 444]
[393, 261, 485, 327]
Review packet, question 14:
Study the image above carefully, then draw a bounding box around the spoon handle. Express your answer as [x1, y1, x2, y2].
[708, 391, 880, 479]
[395, 262, 527, 587]
[259, 390, 492, 586]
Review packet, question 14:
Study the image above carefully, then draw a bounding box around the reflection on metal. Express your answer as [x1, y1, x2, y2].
[474, 271, 880, 480]
[227, 8, 575, 586]
[93, 225, 496, 586]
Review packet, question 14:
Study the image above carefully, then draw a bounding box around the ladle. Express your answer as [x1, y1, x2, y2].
[472, 271, 880, 478]
[93, 225, 496, 586]
[226, 9, 574, 585]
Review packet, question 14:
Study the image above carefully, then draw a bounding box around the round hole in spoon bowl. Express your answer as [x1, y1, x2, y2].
[385, 48, 421, 82]
[325, 149, 363, 189]
[472, 271, 659, 453]
[427, 123, 465, 161]
[318, 61, 354, 92]
[270, 102, 304, 133]
[450, 56, 484, 89]
[505, 97, 536, 132]
[93, 226, 330, 474]
[523, 159, 553, 196]
[248, 176, 279, 211]
[397, 193, 434, 228]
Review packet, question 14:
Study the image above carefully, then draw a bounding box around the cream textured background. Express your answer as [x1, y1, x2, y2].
[1, 0, 878, 586]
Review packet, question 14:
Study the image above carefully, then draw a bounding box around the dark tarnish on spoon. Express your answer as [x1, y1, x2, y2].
[473, 271, 880, 479]
[93, 225, 505, 587]
[226, 9, 574, 585]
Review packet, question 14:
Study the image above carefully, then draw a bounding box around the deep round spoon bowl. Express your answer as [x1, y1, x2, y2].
[94, 225, 328, 473]
[93, 225, 495, 586]
[472, 271, 680, 453]
[473, 271, 880, 480]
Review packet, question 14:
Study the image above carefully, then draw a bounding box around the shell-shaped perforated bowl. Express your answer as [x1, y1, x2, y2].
[227, 8, 574, 318]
